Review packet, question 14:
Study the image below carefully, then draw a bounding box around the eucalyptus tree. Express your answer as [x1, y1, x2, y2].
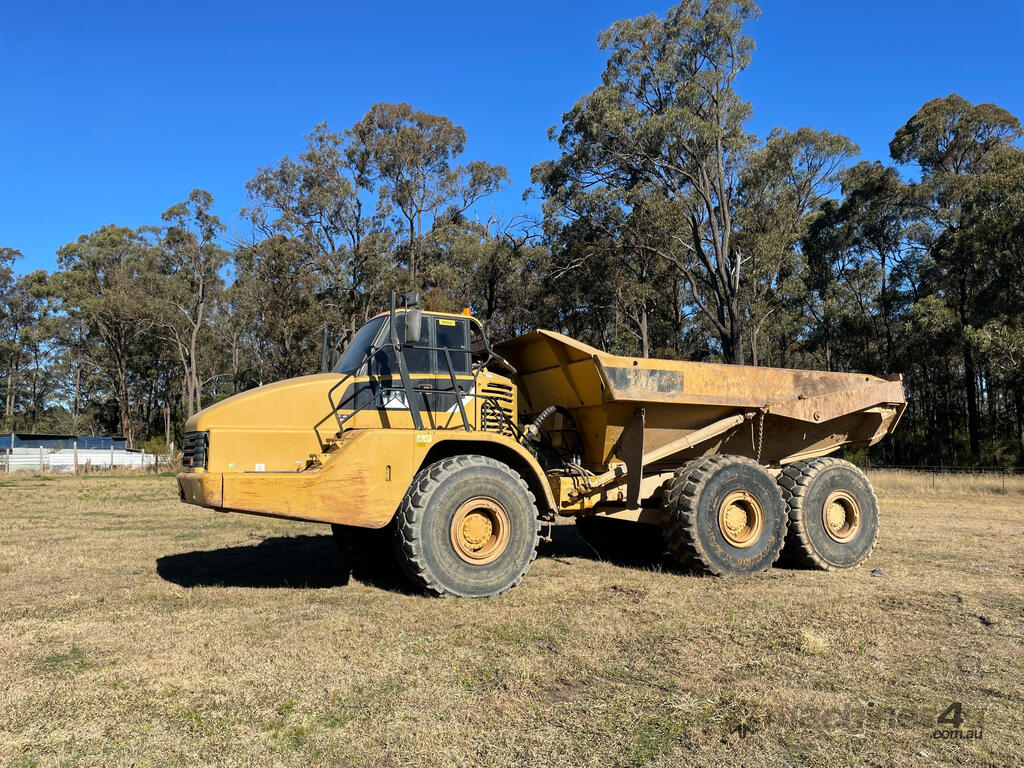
[420, 214, 548, 340]
[155, 189, 227, 417]
[231, 235, 322, 383]
[243, 121, 393, 331]
[1, 263, 53, 429]
[54, 226, 157, 447]
[961, 144, 1024, 461]
[889, 94, 1023, 456]
[0, 248, 22, 427]
[535, 0, 761, 361]
[732, 127, 858, 366]
[350, 103, 509, 284]
[797, 160, 918, 374]
[535, 1, 860, 364]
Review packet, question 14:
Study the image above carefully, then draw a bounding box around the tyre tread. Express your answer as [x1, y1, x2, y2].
[778, 457, 878, 571]
[662, 454, 786, 576]
[393, 454, 540, 597]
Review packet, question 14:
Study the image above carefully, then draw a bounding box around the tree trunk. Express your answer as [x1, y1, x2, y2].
[116, 362, 132, 448]
[722, 322, 745, 365]
[723, 295, 745, 365]
[230, 329, 240, 394]
[639, 304, 649, 359]
[408, 216, 417, 281]
[963, 340, 981, 458]
[189, 293, 205, 414]
[164, 401, 172, 448]
[1016, 389, 1024, 467]
[71, 358, 81, 432]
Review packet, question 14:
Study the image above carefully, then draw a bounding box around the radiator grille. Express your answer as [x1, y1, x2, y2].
[182, 430, 209, 469]
[479, 382, 515, 436]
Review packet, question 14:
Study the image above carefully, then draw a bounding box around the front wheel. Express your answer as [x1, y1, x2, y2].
[393, 455, 540, 597]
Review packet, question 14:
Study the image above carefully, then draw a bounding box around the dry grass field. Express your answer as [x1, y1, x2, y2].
[1, 470, 1021, 767]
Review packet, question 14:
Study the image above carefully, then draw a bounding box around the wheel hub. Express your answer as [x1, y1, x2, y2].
[822, 490, 861, 543]
[450, 497, 510, 565]
[717, 490, 764, 548]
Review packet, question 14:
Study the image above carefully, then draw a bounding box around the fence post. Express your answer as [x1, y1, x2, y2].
[73, 440, 79, 476]
[109, 445, 114, 469]
[39, 446, 44, 473]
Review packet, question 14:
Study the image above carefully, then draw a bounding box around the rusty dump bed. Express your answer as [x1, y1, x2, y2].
[495, 330, 906, 469]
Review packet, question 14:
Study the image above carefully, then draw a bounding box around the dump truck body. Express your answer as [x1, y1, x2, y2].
[495, 330, 905, 516]
[177, 300, 906, 596]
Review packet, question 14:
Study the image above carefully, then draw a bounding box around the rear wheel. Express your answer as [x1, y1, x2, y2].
[777, 458, 878, 570]
[662, 454, 787, 576]
[394, 455, 540, 597]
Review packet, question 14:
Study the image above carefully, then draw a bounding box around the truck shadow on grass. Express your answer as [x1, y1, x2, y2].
[155, 521, 694, 595]
[542, 522, 691, 573]
[154, 534, 399, 591]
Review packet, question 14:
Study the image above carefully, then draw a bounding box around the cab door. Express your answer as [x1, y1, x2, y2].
[422, 316, 474, 429]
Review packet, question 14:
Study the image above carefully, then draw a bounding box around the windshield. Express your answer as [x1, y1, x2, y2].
[334, 316, 386, 373]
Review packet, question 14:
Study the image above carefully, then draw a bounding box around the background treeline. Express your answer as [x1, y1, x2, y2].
[2, 1, 1023, 466]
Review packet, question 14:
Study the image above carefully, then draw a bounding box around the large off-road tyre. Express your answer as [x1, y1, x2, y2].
[777, 458, 878, 570]
[662, 455, 787, 577]
[394, 455, 540, 597]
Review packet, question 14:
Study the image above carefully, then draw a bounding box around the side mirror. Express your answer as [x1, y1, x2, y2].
[405, 308, 423, 344]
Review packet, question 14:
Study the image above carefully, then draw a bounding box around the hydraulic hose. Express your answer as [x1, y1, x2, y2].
[522, 405, 560, 441]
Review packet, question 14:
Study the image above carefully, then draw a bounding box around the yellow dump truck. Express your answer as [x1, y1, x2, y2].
[178, 294, 905, 597]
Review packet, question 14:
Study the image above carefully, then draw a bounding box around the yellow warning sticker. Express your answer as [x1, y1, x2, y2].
[439, 319, 456, 326]
[415, 434, 433, 445]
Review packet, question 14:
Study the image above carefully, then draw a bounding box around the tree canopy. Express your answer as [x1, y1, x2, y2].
[2, 2, 1023, 466]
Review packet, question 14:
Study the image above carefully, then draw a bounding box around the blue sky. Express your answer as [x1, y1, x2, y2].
[2, 0, 1022, 273]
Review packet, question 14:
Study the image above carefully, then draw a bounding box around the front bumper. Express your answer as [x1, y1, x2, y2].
[175, 464, 394, 528]
[177, 472, 223, 508]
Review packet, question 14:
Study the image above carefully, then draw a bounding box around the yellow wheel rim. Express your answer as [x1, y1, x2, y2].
[450, 497, 510, 565]
[717, 490, 764, 548]
[822, 490, 861, 543]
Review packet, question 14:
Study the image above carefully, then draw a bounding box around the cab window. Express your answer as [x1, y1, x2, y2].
[334, 316, 385, 374]
[435, 318, 470, 375]
[368, 313, 432, 376]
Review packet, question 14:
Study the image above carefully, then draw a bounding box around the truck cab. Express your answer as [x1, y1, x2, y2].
[177, 303, 552, 537]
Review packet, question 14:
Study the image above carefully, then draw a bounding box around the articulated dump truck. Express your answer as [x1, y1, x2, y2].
[178, 298, 905, 597]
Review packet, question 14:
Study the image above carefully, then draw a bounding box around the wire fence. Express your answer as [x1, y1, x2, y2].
[864, 463, 1024, 474]
[863, 463, 1024, 491]
[2, 449, 172, 474]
